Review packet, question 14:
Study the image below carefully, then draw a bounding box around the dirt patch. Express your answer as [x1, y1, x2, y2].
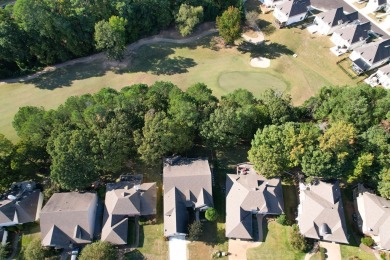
[228, 239, 261, 260]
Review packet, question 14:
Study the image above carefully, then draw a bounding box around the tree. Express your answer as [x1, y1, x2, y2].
[186, 83, 218, 126]
[378, 168, 390, 199]
[47, 129, 98, 190]
[24, 238, 48, 260]
[245, 11, 259, 28]
[200, 106, 241, 148]
[0, 242, 7, 259]
[216, 6, 241, 44]
[188, 221, 203, 241]
[248, 125, 290, 178]
[260, 89, 296, 124]
[79, 241, 116, 260]
[290, 224, 308, 252]
[0, 134, 15, 192]
[361, 236, 375, 247]
[175, 4, 203, 36]
[94, 16, 128, 60]
[276, 214, 287, 225]
[205, 207, 218, 221]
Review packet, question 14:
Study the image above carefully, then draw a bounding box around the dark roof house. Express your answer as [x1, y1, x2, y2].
[225, 163, 284, 240]
[0, 181, 43, 227]
[350, 38, 390, 74]
[101, 175, 156, 245]
[163, 157, 213, 237]
[297, 181, 348, 244]
[40, 192, 98, 248]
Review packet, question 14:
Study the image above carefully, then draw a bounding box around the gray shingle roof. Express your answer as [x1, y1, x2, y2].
[334, 22, 371, 44]
[356, 186, 390, 250]
[0, 182, 43, 226]
[297, 181, 348, 244]
[276, 0, 311, 18]
[355, 38, 390, 65]
[163, 157, 213, 237]
[225, 163, 284, 240]
[40, 192, 97, 248]
[316, 7, 349, 27]
[101, 180, 156, 245]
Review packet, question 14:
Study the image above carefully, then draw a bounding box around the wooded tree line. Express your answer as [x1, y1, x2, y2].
[0, 83, 389, 198]
[0, 0, 240, 78]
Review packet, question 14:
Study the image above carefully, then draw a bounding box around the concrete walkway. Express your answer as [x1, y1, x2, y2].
[228, 239, 261, 260]
[169, 235, 188, 260]
[0, 28, 218, 84]
[242, 26, 265, 45]
[320, 241, 341, 260]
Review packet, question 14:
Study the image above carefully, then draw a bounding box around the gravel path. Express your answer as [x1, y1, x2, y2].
[0, 28, 218, 84]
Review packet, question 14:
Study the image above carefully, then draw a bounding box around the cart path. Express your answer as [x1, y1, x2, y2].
[0, 28, 218, 85]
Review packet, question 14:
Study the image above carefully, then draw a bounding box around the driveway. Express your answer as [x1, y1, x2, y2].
[169, 235, 188, 260]
[228, 239, 261, 260]
[320, 241, 341, 260]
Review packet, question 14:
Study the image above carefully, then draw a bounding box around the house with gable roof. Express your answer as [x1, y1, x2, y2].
[273, 0, 311, 27]
[330, 22, 371, 55]
[349, 38, 390, 74]
[0, 181, 43, 227]
[356, 184, 390, 251]
[225, 163, 284, 240]
[364, 63, 390, 88]
[40, 192, 97, 248]
[101, 175, 156, 245]
[312, 7, 359, 35]
[297, 180, 349, 244]
[163, 157, 213, 238]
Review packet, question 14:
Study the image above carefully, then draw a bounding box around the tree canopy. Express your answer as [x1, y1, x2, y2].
[216, 6, 241, 44]
[175, 4, 204, 36]
[79, 241, 116, 260]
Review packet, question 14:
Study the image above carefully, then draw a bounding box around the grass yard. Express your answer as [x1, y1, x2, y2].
[340, 244, 377, 260]
[0, 11, 360, 141]
[247, 221, 306, 260]
[128, 223, 168, 260]
[187, 222, 228, 260]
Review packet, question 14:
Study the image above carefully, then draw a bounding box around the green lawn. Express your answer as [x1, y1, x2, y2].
[0, 12, 360, 142]
[247, 221, 305, 260]
[340, 244, 377, 260]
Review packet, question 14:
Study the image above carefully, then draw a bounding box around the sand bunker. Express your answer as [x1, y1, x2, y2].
[250, 57, 270, 68]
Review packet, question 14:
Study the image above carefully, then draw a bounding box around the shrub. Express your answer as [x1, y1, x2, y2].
[245, 11, 259, 28]
[205, 207, 218, 222]
[24, 238, 49, 260]
[188, 221, 203, 241]
[79, 241, 116, 260]
[290, 224, 308, 252]
[276, 214, 287, 225]
[361, 236, 375, 247]
[0, 243, 8, 259]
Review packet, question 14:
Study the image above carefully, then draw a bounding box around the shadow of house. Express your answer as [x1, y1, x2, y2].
[237, 41, 294, 59]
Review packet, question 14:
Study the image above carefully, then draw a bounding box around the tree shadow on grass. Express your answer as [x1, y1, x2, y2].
[124, 249, 145, 260]
[257, 19, 277, 36]
[237, 40, 294, 59]
[27, 61, 106, 90]
[118, 44, 197, 75]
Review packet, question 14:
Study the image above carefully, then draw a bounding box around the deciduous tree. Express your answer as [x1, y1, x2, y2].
[175, 4, 203, 36]
[216, 6, 241, 44]
[79, 241, 116, 260]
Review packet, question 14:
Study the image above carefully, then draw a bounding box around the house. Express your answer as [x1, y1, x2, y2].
[40, 192, 97, 248]
[225, 163, 284, 240]
[163, 157, 213, 238]
[101, 175, 156, 245]
[0, 181, 43, 227]
[356, 184, 390, 251]
[260, 0, 283, 8]
[365, 0, 388, 13]
[297, 180, 348, 244]
[312, 7, 359, 35]
[349, 38, 390, 74]
[273, 0, 311, 27]
[330, 22, 371, 55]
[364, 63, 390, 88]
